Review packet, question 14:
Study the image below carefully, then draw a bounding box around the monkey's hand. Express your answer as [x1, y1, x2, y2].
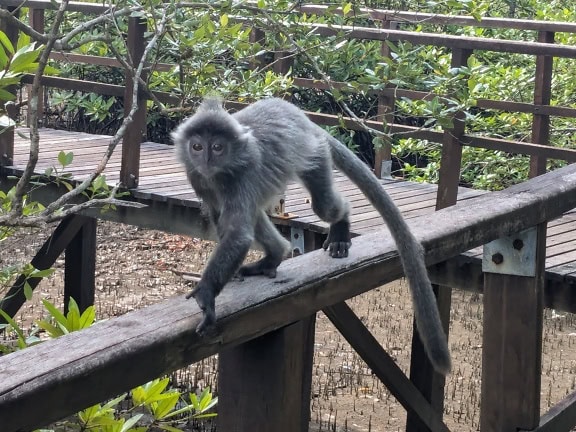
[238, 255, 281, 278]
[323, 220, 352, 258]
[186, 281, 217, 336]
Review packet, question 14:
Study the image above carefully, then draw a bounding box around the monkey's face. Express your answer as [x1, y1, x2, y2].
[185, 132, 232, 178]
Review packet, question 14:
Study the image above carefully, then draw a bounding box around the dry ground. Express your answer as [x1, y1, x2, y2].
[3, 221, 576, 432]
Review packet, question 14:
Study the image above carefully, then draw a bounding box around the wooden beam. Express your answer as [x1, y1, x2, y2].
[218, 317, 316, 432]
[2, 164, 576, 431]
[298, 5, 576, 33]
[120, 16, 147, 189]
[480, 224, 546, 431]
[0, 215, 86, 320]
[308, 23, 576, 58]
[64, 216, 97, 313]
[526, 390, 576, 432]
[530, 31, 554, 177]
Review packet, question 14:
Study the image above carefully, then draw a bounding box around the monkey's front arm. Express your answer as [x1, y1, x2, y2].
[188, 207, 255, 335]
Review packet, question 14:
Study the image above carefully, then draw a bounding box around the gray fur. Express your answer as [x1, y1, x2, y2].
[172, 97, 451, 374]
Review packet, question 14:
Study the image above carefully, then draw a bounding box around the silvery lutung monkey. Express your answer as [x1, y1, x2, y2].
[172, 97, 451, 374]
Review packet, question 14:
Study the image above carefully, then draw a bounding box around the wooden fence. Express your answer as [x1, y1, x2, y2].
[1, 163, 576, 432]
[2, 2, 576, 431]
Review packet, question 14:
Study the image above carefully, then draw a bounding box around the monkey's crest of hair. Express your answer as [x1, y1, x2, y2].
[197, 96, 224, 112]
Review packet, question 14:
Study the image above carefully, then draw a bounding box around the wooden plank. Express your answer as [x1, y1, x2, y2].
[298, 5, 576, 33]
[308, 23, 576, 58]
[529, 31, 554, 177]
[120, 16, 147, 189]
[219, 317, 316, 432]
[524, 389, 576, 432]
[0, 215, 85, 320]
[64, 216, 97, 314]
[480, 224, 546, 432]
[324, 302, 450, 432]
[2, 163, 576, 432]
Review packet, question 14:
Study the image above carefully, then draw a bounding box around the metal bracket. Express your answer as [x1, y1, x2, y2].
[482, 227, 537, 277]
[380, 160, 393, 180]
[267, 193, 286, 217]
[290, 227, 305, 257]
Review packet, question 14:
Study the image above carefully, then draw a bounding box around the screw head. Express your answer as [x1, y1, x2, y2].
[492, 253, 504, 265]
[513, 239, 524, 250]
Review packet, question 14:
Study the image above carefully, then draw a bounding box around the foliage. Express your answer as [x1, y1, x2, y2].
[0, 298, 217, 431]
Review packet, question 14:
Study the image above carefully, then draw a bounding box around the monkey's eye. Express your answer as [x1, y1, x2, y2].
[191, 142, 203, 152]
[212, 143, 224, 154]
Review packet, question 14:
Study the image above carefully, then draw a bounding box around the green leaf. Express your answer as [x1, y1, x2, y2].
[120, 414, 143, 432]
[342, 2, 352, 15]
[23, 281, 33, 300]
[16, 32, 31, 51]
[30, 268, 55, 278]
[79, 305, 96, 328]
[153, 392, 180, 419]
[0, 31, 14, 54]
[0, 309, 26, 346]
[41, 299, 67, 328]
[10, 48, 42, 73]
[220, 14, 228, 27]
[57, 151, 74, 167]
[36, 319, 64, 338]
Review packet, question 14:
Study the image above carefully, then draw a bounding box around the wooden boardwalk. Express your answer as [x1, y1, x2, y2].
[5, 128, 576, 290]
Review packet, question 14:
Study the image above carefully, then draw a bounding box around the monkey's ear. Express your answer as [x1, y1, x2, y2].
[198, 96, 224, 112]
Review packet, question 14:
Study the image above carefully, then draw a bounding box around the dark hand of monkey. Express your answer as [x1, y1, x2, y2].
[238, 255, 282, 278]
[322, 219, 352, 258]
[187, 281, 217, 336]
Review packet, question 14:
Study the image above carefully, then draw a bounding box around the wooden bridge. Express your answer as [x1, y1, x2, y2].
[2, 2, 576, 432]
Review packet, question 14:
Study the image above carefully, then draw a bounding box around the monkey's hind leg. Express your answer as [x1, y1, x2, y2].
[238, 210, 290, 278]
[300, 163, 351, 258]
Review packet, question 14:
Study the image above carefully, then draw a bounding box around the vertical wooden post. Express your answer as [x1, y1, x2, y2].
[406, 47, 471, 432]
[374, 19, 397, 179]
[121, 16, 147, 189]
[529, 31, 554, 178]
[28, 8, 45, 127]
[64, 216, 97, 314]
[249, 27, 266, 70]
[480, 226, 545, 431]
[0, 5, 18, 168]
[218, 317, 316, 432]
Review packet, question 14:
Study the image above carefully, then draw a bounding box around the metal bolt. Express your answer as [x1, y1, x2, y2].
[492, 253, 504, 265]
[513, 239, 524, 250]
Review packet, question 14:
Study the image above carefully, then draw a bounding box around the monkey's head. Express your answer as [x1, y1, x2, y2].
[172, 98, 254, 179]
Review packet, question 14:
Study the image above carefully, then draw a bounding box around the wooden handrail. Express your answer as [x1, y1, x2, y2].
[299, 4, 576, 33]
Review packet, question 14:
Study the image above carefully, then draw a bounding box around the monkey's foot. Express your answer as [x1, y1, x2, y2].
[323, 219, 351, 258]
[238, 256, 281, 278]
[186, 283, 217, 336]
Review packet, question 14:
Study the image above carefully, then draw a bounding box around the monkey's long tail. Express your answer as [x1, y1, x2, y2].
[329, 136, 451, 375]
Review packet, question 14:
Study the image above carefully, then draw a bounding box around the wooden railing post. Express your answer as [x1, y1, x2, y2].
[479, 31, 551, 432]
[120, 16, 147, 189]
[27, 8, 45, 127]
[218, 316, 316, 432]
[480, 225, 546, 431]
[64, 216, 97, 314]
[529, 31, 554, 178]
[374, 19, 398, 179]
[0, 5, 18, 168]
[406, 47, 472, 432]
